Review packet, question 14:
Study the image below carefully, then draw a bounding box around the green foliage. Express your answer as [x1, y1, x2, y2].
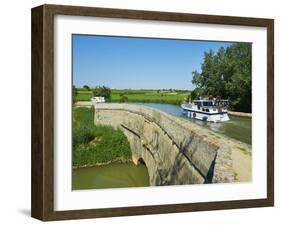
[75, 91, 93, 101]
[92, 86, 111, 101]
[110, 89, 189, 105]
[119, 94, 129, 102]
[74, 89, 190, 106]
[72, 107, 131, 166]
[73, 107, 95, 147]
[191, 43, 252, 112]
[190, 88, 204, 101]
[83, 85, 91, 91]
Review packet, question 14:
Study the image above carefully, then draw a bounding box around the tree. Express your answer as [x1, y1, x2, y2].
[92, 86, 111, 101]
[83, 85, 90, 91]
[120, 95, 128, 102]
[191, 43, 252, 112]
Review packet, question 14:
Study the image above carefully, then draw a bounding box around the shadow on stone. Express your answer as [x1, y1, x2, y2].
[204, 157, 216, 183]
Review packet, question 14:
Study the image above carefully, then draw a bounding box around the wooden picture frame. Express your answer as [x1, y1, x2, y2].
[31, 4, 274, 221]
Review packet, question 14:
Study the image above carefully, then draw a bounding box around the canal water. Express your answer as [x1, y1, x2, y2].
[133, 102, 252, 145]
[73, 102, 251, 190]
[72, 162, 149, 190]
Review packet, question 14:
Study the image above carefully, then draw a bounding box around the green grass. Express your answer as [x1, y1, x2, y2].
[75, 91, 93, 101]
[73, 107, 132, 167]
[74, 89, 190, 105]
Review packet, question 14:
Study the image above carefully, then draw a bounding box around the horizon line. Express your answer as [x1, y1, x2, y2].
[74, 86, 194, 91]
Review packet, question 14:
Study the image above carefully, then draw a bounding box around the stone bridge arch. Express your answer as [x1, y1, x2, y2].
[94, 103, 251, 186]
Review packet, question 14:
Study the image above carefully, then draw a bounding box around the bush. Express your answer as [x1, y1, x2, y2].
[120, 95, 129, 102]
[92, 86, 111, 101]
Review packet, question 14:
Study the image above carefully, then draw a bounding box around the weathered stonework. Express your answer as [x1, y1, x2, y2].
[94, 103, 251, 185]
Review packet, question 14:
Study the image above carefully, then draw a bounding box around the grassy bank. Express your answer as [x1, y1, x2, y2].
[75, 89, 190, 105]
[73, 107, 132, 167]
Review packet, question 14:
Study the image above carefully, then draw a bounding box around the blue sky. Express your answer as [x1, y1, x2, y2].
[72, 35, 233, 90]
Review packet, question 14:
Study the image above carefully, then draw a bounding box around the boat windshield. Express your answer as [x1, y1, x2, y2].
[203, 101, 213, 107]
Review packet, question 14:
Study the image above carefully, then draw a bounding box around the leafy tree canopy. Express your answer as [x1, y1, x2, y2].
[92, 86, 111, 101]
[191, 43, 252, 112]
[83, 85, 91, 91]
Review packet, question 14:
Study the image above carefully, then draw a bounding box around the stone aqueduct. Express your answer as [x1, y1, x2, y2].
[94, 103, 251, 185]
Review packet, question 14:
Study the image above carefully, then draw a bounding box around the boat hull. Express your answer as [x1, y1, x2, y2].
[181, 106, 229, 123]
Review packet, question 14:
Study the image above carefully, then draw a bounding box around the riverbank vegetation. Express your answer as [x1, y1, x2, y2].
[73, 107, 131, 167]
[191, 43, 252, 113]
[74, 88, 190, 105]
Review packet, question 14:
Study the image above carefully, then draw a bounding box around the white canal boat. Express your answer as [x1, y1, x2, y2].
[91, 96, 105, 104]
[181, 98, 230, 122]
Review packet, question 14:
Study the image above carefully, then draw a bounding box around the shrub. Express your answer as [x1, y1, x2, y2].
[120, 95, 129, 102]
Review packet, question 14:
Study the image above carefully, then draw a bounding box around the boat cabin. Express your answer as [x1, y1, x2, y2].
[181, 97, 230, 122]
[193, 100, 214, 112]
[91, 96, 105, 103]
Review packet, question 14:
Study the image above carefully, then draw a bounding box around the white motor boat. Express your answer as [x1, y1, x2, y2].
[91, 96, 105, 104]
[181, 98, 230, 122]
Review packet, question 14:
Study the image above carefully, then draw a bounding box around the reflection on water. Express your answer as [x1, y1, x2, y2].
[72, 162, 149, 190]
[133, 102, 251, 144]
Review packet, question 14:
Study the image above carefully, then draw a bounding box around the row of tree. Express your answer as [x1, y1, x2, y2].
[191, 43, 252, 113]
